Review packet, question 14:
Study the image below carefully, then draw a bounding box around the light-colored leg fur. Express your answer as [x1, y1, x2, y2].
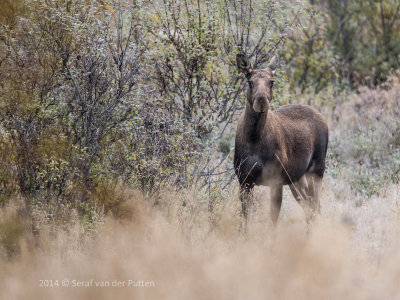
[305, 174, 322, 214]
[270, 184, 283, 225]
[290, 174, 322, 224]
[289, 175, 314, 224]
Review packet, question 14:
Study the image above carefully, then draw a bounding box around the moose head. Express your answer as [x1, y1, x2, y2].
[236, 54, 280, 113]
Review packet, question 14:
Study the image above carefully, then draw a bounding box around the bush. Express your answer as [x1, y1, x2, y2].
[327, 75, 400, 196]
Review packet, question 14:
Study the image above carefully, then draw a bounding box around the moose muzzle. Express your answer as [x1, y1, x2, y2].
[253, 95, 269, 113]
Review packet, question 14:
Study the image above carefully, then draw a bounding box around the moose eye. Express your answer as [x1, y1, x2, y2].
[248, 81, 254, 88]
[269, 80, 274, 88]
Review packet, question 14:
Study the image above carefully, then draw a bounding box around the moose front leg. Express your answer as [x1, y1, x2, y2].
[239, 183, 254, 220]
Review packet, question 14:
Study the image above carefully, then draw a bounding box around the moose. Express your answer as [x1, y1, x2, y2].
[234, 54, 329, 225]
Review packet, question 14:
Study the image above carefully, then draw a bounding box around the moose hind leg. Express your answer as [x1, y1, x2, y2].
[305, 173, 322, 214]
[289, 176, 313, 223]
[270, 184, 283, 225]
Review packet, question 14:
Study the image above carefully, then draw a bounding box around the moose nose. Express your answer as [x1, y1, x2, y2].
[253, 95, 269, 112]
[256, 95, 267, 103]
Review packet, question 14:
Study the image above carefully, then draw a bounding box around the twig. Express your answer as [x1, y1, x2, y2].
[199, 167, 234, 177]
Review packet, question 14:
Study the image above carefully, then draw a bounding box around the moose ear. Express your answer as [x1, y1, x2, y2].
[236, 54, 252, 78]
[267, 55, 280, 74]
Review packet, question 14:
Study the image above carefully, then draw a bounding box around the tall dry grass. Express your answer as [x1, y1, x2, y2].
[0, 179, 399, 299]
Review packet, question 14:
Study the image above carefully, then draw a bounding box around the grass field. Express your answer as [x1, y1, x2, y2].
[0, 179, 399, 299]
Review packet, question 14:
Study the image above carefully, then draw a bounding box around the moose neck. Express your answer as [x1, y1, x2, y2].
[243, 100, 268, 142]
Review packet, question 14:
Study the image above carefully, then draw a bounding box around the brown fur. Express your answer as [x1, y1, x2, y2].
[234, 54, 329, 224]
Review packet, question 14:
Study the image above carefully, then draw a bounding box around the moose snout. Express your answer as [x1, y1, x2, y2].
[253, 95, 269, 113]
